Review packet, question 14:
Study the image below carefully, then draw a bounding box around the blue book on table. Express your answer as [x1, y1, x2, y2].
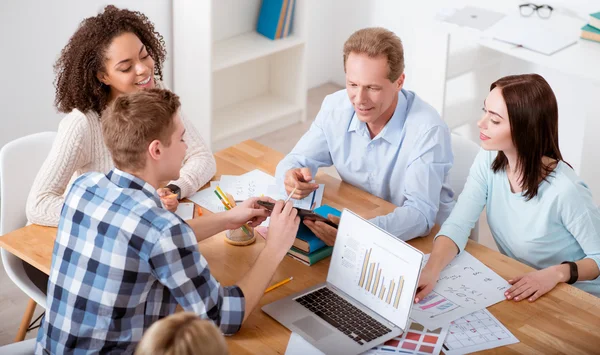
[293, 205, 341, 253]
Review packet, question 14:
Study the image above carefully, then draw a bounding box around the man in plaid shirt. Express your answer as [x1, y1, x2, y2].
[36, 89, 300, 354]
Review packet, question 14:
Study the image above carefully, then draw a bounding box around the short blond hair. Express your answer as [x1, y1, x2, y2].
[135, 312, 228, 355]
[343, 27, 405, 82]
[101, 88, 181, 171]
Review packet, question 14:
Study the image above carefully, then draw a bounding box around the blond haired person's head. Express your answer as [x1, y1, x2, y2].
[342, 27, 406, 130]
[102, 88, 187, 183]
[136, 312, 228, 355]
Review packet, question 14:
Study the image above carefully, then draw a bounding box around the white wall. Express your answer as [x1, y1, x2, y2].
[305, 0, 600, 202]
[305, 0, 372, 89]
[0, 0, 172, 149]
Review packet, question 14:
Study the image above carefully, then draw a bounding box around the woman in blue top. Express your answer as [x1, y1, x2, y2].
[416, 74, 600, 302]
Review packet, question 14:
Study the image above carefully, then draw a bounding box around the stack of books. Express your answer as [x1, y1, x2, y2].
[256, 0, 296, 40]
[581, 12, 600, 43]
[287, 205, 340, 266]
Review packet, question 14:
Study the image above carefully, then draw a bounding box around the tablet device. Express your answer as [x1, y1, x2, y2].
[257, 201, 338, 228]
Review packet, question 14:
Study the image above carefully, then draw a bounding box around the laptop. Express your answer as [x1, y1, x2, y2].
[263, 209, 423, 355]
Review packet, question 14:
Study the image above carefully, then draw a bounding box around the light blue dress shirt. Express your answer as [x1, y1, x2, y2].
[438, 149, 600, 297]
[276, 89, 455, 241]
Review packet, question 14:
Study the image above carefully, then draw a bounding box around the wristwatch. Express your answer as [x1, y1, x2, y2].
[165, 184, 181, 200]
[561, 261, 579, 284]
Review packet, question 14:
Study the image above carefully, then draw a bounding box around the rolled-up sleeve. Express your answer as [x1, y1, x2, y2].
[371, 125, 453, 241]
[436, 149, 489, 253]
[149, 224, 245, 334]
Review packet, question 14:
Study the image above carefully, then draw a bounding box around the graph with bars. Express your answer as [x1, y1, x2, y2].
[358, 248, 405, 309]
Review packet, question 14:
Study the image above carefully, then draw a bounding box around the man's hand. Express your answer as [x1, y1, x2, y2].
[414, 264, 440, 303]
[265, 201, 301, 259]
[157, 187, 179, 212]
[225, 196, 275, 230]
[284, 168, 319, 199]
[303, 215, 340, 246]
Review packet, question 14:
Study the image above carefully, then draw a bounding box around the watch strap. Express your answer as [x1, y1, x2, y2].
[561, 261, 578, 285]
[165, 184, 181, 199]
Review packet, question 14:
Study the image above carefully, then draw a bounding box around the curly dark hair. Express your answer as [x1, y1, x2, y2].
[54, 5, 166, 114]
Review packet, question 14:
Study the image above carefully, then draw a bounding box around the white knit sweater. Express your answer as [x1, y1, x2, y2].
[26, 81, 216, 226]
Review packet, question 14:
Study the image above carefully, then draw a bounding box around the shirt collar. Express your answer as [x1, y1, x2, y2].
[107, 168, 161, 205]
[347, 91, 408, 147]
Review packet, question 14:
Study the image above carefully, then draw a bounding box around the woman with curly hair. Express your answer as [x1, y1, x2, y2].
[26, 5, 216, 227]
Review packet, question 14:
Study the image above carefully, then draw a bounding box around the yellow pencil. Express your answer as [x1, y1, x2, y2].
[216, 186, 231, 205]
[264, 277, 294, 294]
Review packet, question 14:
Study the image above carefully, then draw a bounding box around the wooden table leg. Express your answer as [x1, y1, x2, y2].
[14, 298, 37, 342]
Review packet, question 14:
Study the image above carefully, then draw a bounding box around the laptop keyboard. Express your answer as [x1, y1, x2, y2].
[295, 287, 392, 345]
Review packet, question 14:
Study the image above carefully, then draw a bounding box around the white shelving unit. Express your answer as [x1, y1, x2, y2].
[173, 0, 307, 151]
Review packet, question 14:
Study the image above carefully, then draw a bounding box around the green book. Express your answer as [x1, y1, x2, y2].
[590, 12, 600, 31]
[287, 246, 333, 266]
[581, 24, 600, 43]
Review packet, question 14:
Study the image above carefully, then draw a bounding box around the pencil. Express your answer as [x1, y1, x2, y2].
[284, 187, 297, 203]
[264, 277, 294, 294]
[216, 186, 231, 205]
[164, 193, 178, 199]
[214, 190, 252, 237]
[214, 190, 233, 210]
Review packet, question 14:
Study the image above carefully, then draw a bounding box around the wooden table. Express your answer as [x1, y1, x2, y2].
[1, 140, 599, 354]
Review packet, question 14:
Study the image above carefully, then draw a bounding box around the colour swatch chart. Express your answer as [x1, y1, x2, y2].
[411, 252, 510, 329]
[442, 309, 519, 355]
[363, 320, 449, 355]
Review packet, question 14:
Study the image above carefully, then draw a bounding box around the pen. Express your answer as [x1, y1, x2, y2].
[264, 276, 293, 293]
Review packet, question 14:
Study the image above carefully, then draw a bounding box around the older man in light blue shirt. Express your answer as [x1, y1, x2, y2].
[276, 27, 455, 243]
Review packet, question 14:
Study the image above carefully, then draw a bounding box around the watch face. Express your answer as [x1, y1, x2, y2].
[166, 184, 181, 198]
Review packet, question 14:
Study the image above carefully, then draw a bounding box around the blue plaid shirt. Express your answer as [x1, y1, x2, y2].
[36, 169, 245, 354]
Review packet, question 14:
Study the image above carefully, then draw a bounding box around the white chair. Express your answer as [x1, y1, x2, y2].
[0, 339, 36, 355]
[449, 133, 481, 241]
[0, 132, 56, 341]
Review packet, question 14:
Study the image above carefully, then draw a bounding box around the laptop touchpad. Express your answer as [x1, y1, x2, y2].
[293, 316, 332, 341]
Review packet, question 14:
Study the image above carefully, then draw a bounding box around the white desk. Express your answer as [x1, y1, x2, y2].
[441, 2, 600, 204]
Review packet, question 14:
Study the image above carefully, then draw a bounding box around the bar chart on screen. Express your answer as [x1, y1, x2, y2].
[328, 233, 421, 330]
[327, 212, 423, 329]
[358, 247, 406, 309]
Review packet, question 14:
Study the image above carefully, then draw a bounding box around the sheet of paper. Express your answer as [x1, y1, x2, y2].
[174, 202, 195, 220]
[411, 252, 509, 329]
[285, 332, 324, 355]
[266, 184, 325, 210]
[364, 319, 448, 355]
[442, 309, 519, 354]
[188, 188, 226, 213]
[217, 170, 276, 200]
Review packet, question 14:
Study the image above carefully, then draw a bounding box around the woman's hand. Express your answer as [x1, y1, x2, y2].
[157, 188, 179, 212]
[505, 266, 562, 302]
[414, 264, 440, 303]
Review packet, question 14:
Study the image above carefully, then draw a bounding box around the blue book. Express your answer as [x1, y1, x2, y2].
[293, 205, 341, 253]
[256, 0, 295, 40]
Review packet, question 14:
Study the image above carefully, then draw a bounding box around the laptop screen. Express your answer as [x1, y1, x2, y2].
[327, 209, 423, 330]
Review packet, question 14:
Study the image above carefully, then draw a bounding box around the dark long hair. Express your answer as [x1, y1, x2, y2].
[490, 74, 568, 200]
